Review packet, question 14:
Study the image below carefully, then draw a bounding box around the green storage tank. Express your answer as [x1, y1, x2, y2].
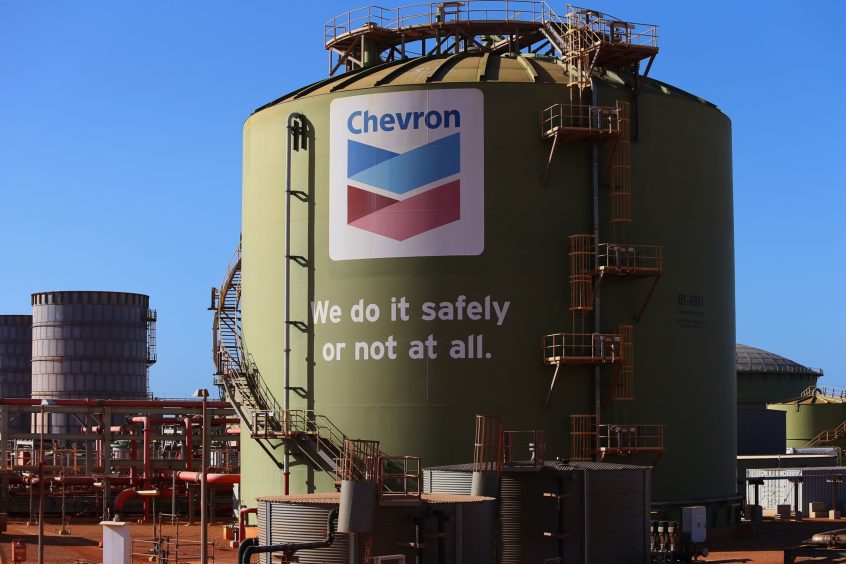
[236, 6, 736, 516]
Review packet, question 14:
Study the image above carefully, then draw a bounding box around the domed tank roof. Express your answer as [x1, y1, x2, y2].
[255, 53, 718, 113]
[736, 343, 822, 375]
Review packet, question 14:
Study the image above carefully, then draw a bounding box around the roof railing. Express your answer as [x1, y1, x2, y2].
[325, 1, 563, 46]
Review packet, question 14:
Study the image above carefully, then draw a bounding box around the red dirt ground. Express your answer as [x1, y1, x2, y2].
[4, 515, 846, 563]
[1, 517, 239, 563]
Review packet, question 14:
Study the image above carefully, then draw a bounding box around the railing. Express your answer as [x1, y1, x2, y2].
[542, 332, 623, 364]
[341, 439, 380, 481]
[806, 420, 846, 447]
[802, 385, 841, 398]
[566, 6, 658, 48]
[540, 103, 620, 137]
[596, 243, 663, 274]
[597, 423, 664, 454]
[378, 456, 422, 504]
[325, 1, 564, 46]
[251, 409, 349, 457]
[503, 430, 544, 469]
[473, 414, 504, 473]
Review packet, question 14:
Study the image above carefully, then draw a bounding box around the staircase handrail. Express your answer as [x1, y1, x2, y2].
[806, 419, 846, 447]
[802, 386, 845, 400]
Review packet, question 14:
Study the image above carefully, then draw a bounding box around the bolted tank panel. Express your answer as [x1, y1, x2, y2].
[0, 315, 33, 433]
[31, 291, 153, 433]
[240, 53, 735, 508]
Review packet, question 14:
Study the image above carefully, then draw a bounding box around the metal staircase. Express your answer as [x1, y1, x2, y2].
[210, 243, 359, 480]
[806, 420, 846, 448]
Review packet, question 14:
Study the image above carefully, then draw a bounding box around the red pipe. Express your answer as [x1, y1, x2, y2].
[176, 471, 240, 484]
[184, 416, 193, 471]
[114, 487, 175, 512]
[0, 398, 231, 408]
[80, 425, 124, 433]
[239, 507, 257, 542]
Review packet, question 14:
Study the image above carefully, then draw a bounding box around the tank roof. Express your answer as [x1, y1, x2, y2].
[253, 52, 718, 114]
[736, 343, 822, 375]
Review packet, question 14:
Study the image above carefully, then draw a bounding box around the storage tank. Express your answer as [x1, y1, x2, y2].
[737, 343, 822, 408]
[237, 4, 736, 517]
[0, 315, 32, 433]
[769, 394, 846, 450]
[31, 291, 155, 433]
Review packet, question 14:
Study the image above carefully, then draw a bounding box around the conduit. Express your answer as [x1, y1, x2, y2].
[239, 508, 337, 564]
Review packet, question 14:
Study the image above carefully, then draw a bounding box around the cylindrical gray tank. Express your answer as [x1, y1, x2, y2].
[0, 315, 32, 433]
[257, 493, 494, 564]
[31, 291, 154, 433]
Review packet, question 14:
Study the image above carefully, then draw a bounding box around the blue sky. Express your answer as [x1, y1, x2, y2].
[1, 1, 844, 397]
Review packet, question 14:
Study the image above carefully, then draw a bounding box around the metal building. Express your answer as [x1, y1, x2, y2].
[0, 315, 32, 433]
[216, 2, 737, 521]
[31, 291, 156, 433]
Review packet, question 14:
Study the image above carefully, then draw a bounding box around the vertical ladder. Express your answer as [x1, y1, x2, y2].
[284, 113, 313, 492]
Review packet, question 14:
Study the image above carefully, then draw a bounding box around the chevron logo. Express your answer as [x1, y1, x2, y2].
[346, 133, 461, 241]
[329, 89, 484, 260]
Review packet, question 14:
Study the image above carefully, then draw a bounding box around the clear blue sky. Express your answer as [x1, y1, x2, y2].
[1, 1, 844, 397]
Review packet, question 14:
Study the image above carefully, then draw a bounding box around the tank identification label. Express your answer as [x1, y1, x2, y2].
[329, 89, 484, 260]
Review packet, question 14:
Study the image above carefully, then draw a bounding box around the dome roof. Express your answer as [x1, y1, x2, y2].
[736, 343, 822, 375]
[255, 52, 718, 112]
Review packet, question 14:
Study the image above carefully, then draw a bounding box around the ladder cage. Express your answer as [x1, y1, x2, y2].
[340, 438, 380, 481]
[569, 414, 597, 461]
[614, 324, 635, 400]
[569, 234, 596, 311]
[610, 101, 631, 225]
[473, 414, 505, 473]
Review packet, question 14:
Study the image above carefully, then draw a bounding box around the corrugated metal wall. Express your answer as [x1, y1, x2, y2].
[258, 500, 352, 564]
[746, 467, 846, 514]
[424, 469, 473, 495]
[257, 497, 495, 564]
[0, 315, 32, 433]
[587, 470, 650, 564]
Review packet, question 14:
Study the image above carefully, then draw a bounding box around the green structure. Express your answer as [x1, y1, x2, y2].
[769, 391, 846, 449]
[230, 4, 737, 518]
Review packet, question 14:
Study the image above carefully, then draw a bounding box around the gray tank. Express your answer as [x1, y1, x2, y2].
[31, 291, 155, 433]
[0, 315, 32, 433]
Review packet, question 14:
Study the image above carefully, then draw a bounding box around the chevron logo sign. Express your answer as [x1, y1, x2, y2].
[329, 90, 484, 260]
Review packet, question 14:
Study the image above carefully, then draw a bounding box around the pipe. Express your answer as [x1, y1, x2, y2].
[432, 509, 446, 564]
[411, 515, 425, 564]
[176, 471, 240, 484]
[240, 508, 337, 564]
[80, 425, 124, 433]
[239, 507, 257, 544]
[114, 488, 137, 512]
[184, 416, 193, 471]
[114, 487, 175, 512]
[0, 398, 231, 408]
[590, 76, 601, 437]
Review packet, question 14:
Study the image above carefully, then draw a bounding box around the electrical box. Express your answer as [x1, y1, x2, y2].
[681, 506, 706, 543]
